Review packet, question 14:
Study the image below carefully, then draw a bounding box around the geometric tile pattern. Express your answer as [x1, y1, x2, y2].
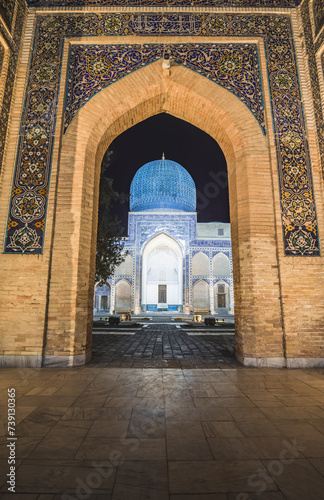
[65, 43, 265, 134]
[108, 211, 232, 312]
[301, 0, 324, 212]
[0, 0, 26, 174]
[315, 25, 324, 53]
[27, 0, 296, 6]
[4, 12, 320, 256]
[129, 158, 197, 212]
[313, 0, 324, 34]
[0, 0, 16, 31]
[0, 43, 4, 73]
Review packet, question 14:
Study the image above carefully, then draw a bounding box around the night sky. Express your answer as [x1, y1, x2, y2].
[104, 113, 229, 234]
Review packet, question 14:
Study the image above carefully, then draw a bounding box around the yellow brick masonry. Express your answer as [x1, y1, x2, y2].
[0, 16, 323, 366]
[44, 57, 284, 364]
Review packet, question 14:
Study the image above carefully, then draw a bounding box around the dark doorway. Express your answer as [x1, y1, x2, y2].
[158, 284, 167, 303]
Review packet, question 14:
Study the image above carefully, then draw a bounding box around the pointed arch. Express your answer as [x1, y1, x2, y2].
[192, 251, 209, 276]
[214, 280, 230, 311]
[212, 252, 231, 277]
[193, 279, 210, 313]
[94, 282, 111, 311]
[142, 232, 183, 310]
[115, 279, 131, 313]
[43, 59, 286, 365]
[115, 253, 133, 275]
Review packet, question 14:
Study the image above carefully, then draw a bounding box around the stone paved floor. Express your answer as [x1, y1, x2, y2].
[1, 329, 324, 498]
[91, 323, 237, 368]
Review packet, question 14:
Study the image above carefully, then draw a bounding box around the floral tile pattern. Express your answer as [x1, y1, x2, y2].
[313, 0, 324, 34]
[27, 0, 296, 7]
[4, 12, 320, 256]
[0, 0, 26, 173]
[301, 1, 324, 188]
[0, 0, 16, 32]
[65, 43, 265, 133]
[0, 43, 4, 74]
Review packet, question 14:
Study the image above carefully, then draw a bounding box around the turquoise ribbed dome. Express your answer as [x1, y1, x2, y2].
[130, 158, 196, 212]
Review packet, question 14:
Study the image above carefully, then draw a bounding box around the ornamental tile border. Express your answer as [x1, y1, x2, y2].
[0, 1, 26, 173]
[4, 12, 320, 256]
[0, 0, 16, 32]
[301, 1, 324, 173]
[27, 0, 296, 8]
[313, 0, 324, 34]
[0, 43, 4, 73]
[315, 28, 324, 52]
[65, 43, 265, 133]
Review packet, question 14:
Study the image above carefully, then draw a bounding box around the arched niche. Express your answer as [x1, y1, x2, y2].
[115, 253, 133, 275]
[192, 251, 209, 276]
[214, 281, 230, 311]
[193, 280, 210, 313]
[212, 253, 231, 277]
[115, 279, 131, 313]
[94, 282, 111, 311]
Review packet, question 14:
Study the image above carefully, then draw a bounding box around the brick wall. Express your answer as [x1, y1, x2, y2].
[0, 8, 323, 367]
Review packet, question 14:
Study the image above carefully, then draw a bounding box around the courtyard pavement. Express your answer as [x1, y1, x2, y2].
[91, 322, 237, 368]
[1, 323, 324, 499]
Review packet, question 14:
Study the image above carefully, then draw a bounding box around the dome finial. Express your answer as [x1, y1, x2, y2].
[162, 152, 165, 160]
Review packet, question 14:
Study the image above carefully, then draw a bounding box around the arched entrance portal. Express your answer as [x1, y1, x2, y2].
[43, 61, 285, 367]
[142, 234, 183, 312]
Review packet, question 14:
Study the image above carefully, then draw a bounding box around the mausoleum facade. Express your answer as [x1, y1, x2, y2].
[94, 158, 233, 314]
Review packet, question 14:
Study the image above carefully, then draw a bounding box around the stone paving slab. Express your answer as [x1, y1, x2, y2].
[1, 364, 324, 497]
[91, 323, 238, 369]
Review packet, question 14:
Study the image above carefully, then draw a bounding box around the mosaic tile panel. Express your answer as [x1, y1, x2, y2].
[0, 0, 16, 32]
[27, 0, 296, 7]
[313, 0, 324, 34]
[0, 0, 26, 174]
[5, 12, 320, 256]
[65, 43, 265, 134]
[301, 1, 324, 177]
[122, 211, 231, 310]
[129, 157, 197, 211]
[0, 42, 4, 75]
[316, 28, 324, 52]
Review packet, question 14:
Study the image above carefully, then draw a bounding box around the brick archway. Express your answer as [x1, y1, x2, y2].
[43, 61, 284, 366]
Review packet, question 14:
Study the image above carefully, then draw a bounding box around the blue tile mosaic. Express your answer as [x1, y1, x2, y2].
[0, 44, 4, 75]
[65, 42, 265, 134]
[0, 0, 26, 173]
[313, 0, 324, 34]
[301, 0, 324, 231]
[27, 0, 296, 7]
[0, 0, 16, 32]
[4, 12, 320, 256]
[130, 158, 196, 212]
[115, 205, 232, 311]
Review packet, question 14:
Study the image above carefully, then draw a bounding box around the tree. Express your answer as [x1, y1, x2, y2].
[95, 150, 128, 284]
